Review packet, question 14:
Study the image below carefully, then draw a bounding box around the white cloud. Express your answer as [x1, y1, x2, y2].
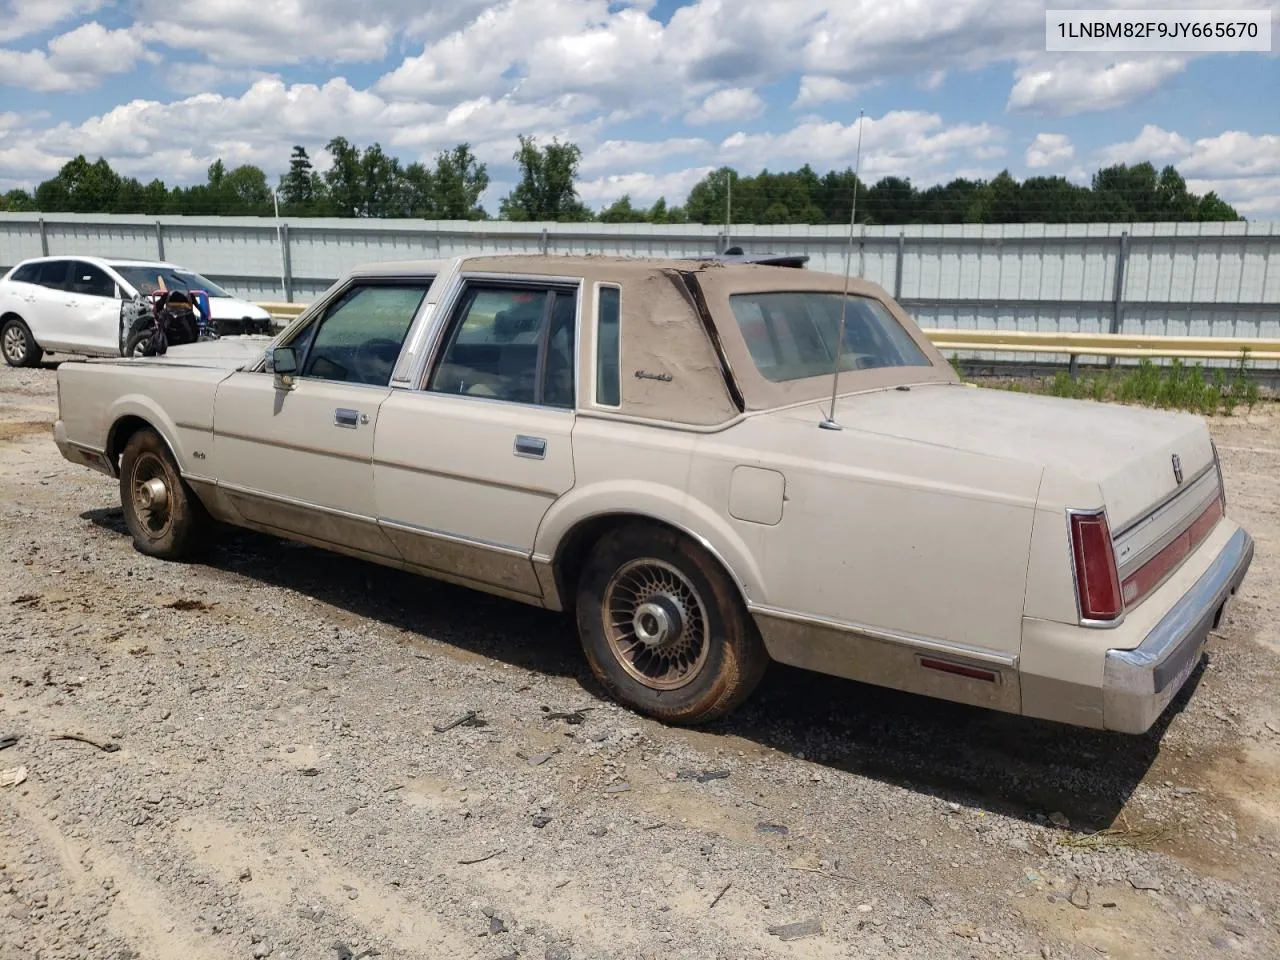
[1185, 176, 1280, 218]
[719, 110, 1006, 183]
[0, 22, 149, 92]
[1007, 55, 1187, 116]
[0, 0, 104, 42]
[577, 166, 717, 207]
[1180, 131, 1280, 178]
[793, 75, 858, 108]
[1095, 124, 1192, 167]
[684, 88, 765, 126]
[1025, 133, 1073, 169]
[578, 138, 711, 175]
[1092, 126, 1280, 217]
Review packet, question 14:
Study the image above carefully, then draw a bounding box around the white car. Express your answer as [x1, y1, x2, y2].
[0, 255, 275, 367]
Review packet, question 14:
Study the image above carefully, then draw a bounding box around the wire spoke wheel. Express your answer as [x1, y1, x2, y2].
[602, 558, 710, 691]
[129, 451, 174, 540]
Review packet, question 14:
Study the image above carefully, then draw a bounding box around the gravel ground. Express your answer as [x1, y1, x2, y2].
[2, 361, 1279, 960]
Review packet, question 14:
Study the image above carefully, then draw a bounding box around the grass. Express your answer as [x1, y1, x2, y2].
[952, 349, 1263, 417]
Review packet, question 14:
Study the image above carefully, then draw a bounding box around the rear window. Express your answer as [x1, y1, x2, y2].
[728, 291, 931, 383]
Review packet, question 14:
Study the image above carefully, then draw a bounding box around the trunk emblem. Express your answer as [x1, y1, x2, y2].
[1172, 454, 1183, 484]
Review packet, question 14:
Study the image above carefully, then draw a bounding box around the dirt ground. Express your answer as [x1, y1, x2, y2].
[1, 361, 1279, 960]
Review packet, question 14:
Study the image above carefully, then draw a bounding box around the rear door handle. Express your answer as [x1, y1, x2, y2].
[334, 408, 361, 428]
[514, 435, 547, 459]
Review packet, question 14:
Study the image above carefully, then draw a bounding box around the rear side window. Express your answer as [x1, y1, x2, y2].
[595, 285, 620, 407]
[8, 264, 40, 284]
[35, 261, 69, 290]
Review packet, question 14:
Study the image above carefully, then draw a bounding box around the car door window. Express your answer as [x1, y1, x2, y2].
[68, 261, 115, 298]
[293, 282, 430, 387]
[427, 285, 578, 407]
[34, 261, 69, 291]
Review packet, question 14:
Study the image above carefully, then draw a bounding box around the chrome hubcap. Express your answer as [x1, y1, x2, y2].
[603, 559, 709, 691]
[137, 478, 169, 511]
[2, 327, 24, 362]
[130, 453, 173, 539]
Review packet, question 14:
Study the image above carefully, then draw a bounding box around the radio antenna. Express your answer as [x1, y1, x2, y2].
[820, 107, 865, 431]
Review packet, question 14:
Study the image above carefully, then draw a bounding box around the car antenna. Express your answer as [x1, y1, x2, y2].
[820, 107, 865, 432]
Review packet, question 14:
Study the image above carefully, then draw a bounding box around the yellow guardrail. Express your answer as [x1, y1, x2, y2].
[259, 301, 308, 321]
[923, 329, 1280, 363]
[254, 302, 1280, 361]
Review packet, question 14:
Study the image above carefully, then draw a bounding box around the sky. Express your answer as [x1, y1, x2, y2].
[0, 0, 1277, 218]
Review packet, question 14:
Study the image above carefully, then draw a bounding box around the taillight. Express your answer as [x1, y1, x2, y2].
[1070, 510, 1123, 623]
[1211, 440, 1226, 512]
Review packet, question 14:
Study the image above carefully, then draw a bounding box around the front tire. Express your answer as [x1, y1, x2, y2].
[1, 317, 43, 367]
[575, 523, 769, 725]
[118, 428, 212, 560]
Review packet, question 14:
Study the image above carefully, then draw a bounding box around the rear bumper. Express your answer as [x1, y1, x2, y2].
[53, 419, 115, 477]
[1101, 526, 1253, 734]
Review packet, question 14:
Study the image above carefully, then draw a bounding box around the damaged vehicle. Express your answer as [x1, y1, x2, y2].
[52, 254, 1253, 734]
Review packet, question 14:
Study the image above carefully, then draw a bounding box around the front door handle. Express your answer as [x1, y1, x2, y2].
[514, 435, 547, 459]
[334, 408, 361, 428]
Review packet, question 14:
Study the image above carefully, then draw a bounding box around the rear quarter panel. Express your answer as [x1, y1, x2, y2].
[57, 360, 230, 473]
[687, 414, 1044, 655]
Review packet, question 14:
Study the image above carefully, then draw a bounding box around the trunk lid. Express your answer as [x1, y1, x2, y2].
[797, 383, 1214, 531]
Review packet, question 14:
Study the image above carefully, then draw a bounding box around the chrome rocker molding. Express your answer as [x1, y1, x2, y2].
[1102, 526, 1254, 734]
[749, 604, 1021, 715]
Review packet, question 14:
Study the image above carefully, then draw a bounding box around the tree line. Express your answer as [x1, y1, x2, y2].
[0, 134, 1241, 224]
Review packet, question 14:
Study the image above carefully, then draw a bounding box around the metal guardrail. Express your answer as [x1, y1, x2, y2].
[255, 302, 1280, 363]
[925, 329, 1280, 362]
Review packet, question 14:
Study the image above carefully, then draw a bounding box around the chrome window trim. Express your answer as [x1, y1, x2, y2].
[1065, 506, 1127, 629]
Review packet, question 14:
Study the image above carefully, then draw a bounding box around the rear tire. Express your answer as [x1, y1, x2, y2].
[118, 428, 212, 560]
[575, 523, 769, 725]
[1, 317, 43, 367]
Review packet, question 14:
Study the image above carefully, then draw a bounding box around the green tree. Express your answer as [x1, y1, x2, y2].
[0, 189, 35, 212]
[598, 194, 650, 223]
[324, 136, 364, 216]
[432, 143, 489, 220]
[279, 145, 325, 213]
[34, 156, 122, 213]
[499, 135, 591, 222]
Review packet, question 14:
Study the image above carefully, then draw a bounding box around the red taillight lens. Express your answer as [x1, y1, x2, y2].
[1212, 441, 1227, 512]
[1070, 511, 1123, 622]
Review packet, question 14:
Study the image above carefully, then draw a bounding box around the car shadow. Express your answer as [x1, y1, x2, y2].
[83, 507, 1179, 832]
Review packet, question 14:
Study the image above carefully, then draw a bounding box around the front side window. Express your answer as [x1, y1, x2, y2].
[68, 261, 115, 298]
[428, 284, 578, 408]
[728, 291, 931, 383]
[291, 282, 430, 386]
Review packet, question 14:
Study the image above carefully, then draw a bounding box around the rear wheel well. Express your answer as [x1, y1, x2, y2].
[106, 415, 156, 472]
[553, 513, 747, 614]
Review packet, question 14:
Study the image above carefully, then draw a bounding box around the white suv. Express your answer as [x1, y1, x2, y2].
[0, 255, 275, 367]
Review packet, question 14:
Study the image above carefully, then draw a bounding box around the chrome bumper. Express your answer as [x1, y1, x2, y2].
[1102, 526, 1254, 734]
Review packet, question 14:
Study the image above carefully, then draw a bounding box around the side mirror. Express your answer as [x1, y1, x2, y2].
[269, 346, 297, 389]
